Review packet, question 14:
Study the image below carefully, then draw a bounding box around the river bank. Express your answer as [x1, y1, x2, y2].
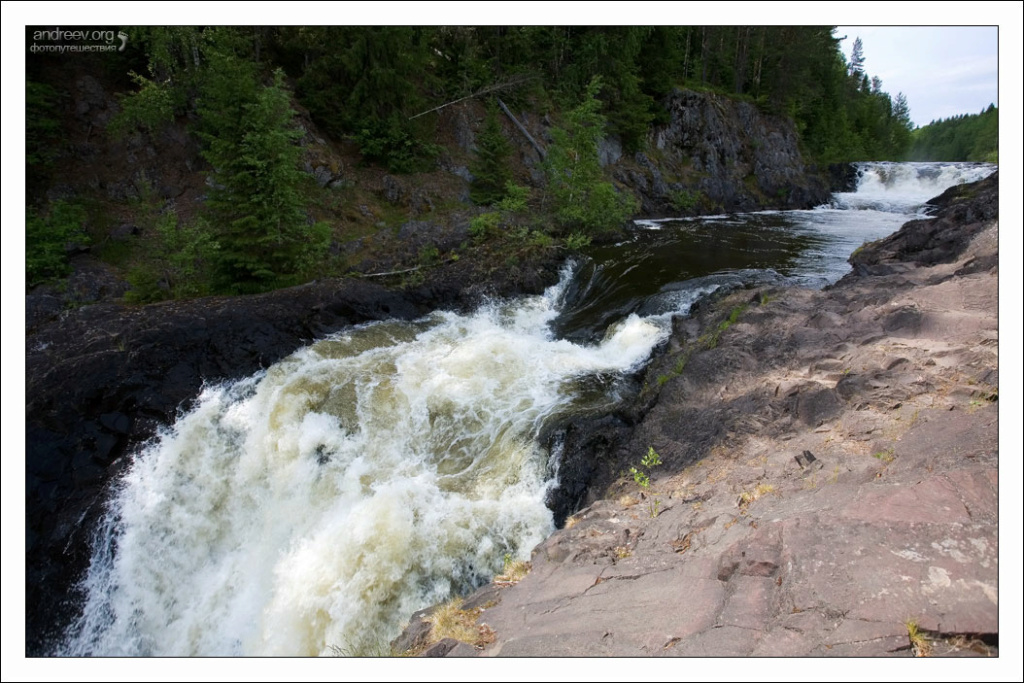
[393, 172, 1000, 657]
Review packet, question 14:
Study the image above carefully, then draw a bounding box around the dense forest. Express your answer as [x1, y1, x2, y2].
[26, 26, 918, 297]
[906, 104, 998, 162]
[94, 27, 913, 165]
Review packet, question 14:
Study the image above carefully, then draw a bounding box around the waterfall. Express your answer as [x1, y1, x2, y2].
[831, 161, 995, 213]
[61, 264, 670, 656]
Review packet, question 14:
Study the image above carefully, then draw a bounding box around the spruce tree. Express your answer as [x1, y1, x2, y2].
[198, 60, 327, 291]
[544, 77, 637, 232]
[469, 101, 514, 205]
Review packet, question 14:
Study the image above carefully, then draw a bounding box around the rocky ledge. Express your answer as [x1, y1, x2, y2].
[395, 172, 1000, 657]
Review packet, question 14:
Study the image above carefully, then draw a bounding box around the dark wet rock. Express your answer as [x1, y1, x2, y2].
[73, 75, 115, 126]
[109, 223, 140, 241]
[311, 165, 334, 188]
[597, 135, 622, 167]
[850, 172, 998, 268]
[828, 162, 859, 193]
[544, 415, 633, 527]
[454, 107, 476, 151]
[382, 174, 403, 203]
[619, 89, 830, 216]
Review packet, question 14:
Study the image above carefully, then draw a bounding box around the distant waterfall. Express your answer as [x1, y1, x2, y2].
[831, 161, 995, 213]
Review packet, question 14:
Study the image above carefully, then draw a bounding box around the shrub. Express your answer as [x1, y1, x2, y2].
[630, 446, 663, 517]
[108, 71, 175, 138]
[26, 200, 88, 286]
[527, 230, 554, 249]
[563, 231, 592, 250]
[469, 211, 500, 240]
[354, 115, 438, 174]
[496, 182, 530, 212]
[669, 189, 702, 213]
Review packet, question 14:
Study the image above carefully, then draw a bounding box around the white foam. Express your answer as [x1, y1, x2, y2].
[63, 267, 669, 656]
[834, 161, 995, 213]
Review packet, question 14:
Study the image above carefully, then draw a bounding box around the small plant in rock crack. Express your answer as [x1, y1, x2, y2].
[494, 552, 530, 585]
[905, 619, 932, 657]
[631, 446, 663, 517]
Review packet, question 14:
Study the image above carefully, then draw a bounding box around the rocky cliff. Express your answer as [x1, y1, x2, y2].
[611, 89, 830, 215]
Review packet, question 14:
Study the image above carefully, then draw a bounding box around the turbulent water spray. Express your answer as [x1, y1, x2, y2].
[832, 161, 995, 213]
[62, 265, 671, 656]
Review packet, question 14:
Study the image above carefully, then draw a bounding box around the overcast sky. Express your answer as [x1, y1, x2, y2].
[837, 26, 999, 127]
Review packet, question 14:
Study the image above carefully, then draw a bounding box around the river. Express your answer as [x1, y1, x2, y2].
[60, 161, 994, 656]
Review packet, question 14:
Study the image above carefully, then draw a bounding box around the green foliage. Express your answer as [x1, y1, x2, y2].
[563, 231, 592, 251]
[630, 446, 663, 517]
[108, 71, 175, 138]
[496, 182, 530, 212]
[289, 27, 436, 172]
[718, 304, 748, 332]
[470, 101, 514, 205]
[696, 303, 749, 351]
[872, 447, 896, 464]
[26, 200, 88, 286]
[198, 60, 328, 292]
[907, 104, 998, 162]
[599, 49, 656, 152]
[123, 266, 166, 304]
[354, 115, 438, 174]
[545, 77, 638, 233]
[642, 445, 662, 470]
[26, 80, 63, 170]
[496, 553, 530, 584]
[157, 214, 219, 298]
[122, 178, 219, 302]
[469, 211, 501, 241]
[527, 230, 554, 249]
[28, 26, 943, 300]
[418, 244, 440, 265]
[669, 189, 703, 213]
[125, 26, 207, 101]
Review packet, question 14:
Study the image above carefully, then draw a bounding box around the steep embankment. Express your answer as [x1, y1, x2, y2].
[612, 89, 830, 215]
[396, 173, 999, 657]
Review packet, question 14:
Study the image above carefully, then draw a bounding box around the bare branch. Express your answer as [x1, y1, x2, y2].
[496, 98, 546, 160]
[408, 75, 536, 120]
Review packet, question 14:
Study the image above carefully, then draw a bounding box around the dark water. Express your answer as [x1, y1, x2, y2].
[554, 161, 996, 343]
[554, 208, 898, 342]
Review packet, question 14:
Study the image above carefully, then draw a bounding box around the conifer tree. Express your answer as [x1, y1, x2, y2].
[198, 58, 328, 291]
[849, 37, 865, 76]
[469, 100, 513, 205]
[545, 77, 637, 232]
